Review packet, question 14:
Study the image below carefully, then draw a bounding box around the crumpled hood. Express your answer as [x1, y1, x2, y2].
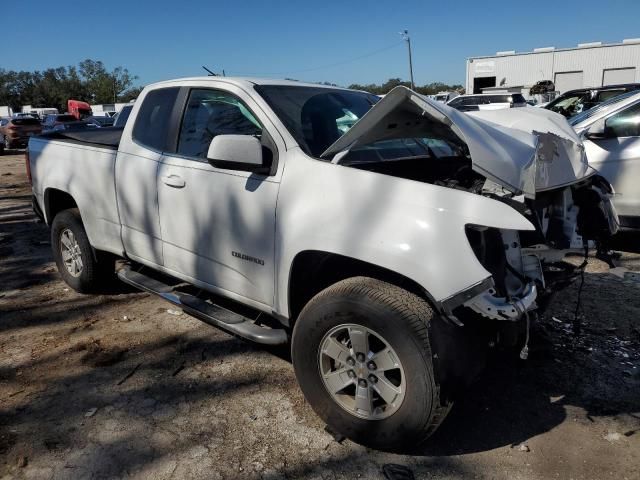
[321, 86, 593, 196]
[468, 107, 595, 191]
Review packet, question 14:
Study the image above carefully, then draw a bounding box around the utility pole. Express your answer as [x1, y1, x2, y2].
[400, 30, 415, 90]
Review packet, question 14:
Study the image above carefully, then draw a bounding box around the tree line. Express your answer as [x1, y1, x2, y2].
[1, 62, 464, 114]
[0, 59, 143, 113]
[347, 78, 464, 95]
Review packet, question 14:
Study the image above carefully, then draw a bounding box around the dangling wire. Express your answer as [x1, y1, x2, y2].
[573, 244, 589, 336]
[520, 310, 530, 360]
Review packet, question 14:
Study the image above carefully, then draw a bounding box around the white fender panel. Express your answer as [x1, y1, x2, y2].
[274, 150, 534, 316]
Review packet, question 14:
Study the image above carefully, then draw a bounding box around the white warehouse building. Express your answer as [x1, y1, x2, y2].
[466, 39, 640, 98]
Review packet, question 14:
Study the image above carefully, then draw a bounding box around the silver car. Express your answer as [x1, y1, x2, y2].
[571, 91, 640, 230]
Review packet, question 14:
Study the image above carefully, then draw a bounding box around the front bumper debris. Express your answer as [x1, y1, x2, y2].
[463, 282, 537, 321]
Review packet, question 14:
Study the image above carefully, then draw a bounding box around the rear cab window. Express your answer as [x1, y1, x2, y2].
[132, 87, 180, 151]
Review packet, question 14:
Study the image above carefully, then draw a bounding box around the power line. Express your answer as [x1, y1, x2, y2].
[226, 41, 404, 77]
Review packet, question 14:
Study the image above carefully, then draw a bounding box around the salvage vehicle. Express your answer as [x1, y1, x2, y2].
[433, 91, 459, 103]
[0, 116, 42, 154]
[545, 83, 640, 118]
[28, 79, 619, 449]
[570, 90, 640, 230]
[447, 93, 527, 112]
[41, 114, 78, 132]
[84, 115, 115, 128]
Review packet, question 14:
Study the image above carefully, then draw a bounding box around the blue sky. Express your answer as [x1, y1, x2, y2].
[4, 0, 640, 87]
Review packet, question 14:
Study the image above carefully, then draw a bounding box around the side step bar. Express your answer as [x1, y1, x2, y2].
[117, 265, 288, 346]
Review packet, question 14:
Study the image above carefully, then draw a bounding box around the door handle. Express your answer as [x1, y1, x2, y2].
[161, 175, 185, 188]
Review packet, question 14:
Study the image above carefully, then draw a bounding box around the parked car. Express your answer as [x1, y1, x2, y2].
[28, 79, 618, 449]
[112, 104, 133, 128]
[570, 90, 640, 230]
[433, 91, 459, 103]
[0, 116, 42, 154]
[85, 116, 115, 128]
[545, 83, 640, 118]
[447, 93, 527, 111]
[42, 114, 81, 132]
[529, 80, 555, 95]
[12, 112, 40, 119]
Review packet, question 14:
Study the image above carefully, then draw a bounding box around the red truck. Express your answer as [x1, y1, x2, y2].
[67, 99, 92, 120]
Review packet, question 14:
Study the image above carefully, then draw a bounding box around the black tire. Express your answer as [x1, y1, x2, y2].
[51, 208, 113, 293]
[0, 136, 5, 155]
[291, 276, 451, 450]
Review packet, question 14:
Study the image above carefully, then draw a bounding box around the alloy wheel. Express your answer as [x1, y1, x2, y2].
[60, 228, 83, 277]
[318, 323, 406, 420]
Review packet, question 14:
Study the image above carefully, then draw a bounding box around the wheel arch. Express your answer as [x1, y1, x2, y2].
[287, 250, 439, 325]
[44, 188, 78, 225]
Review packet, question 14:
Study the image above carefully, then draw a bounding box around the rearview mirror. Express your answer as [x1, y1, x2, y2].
[584, 118, 609, 140]
[207, 134, 268, 173]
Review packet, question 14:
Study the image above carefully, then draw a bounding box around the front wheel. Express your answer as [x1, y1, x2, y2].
[291, 277, 451, 450]
[51, 208, 113, 293]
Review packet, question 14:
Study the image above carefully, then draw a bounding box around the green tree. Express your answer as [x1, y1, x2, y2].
[79, 59, 138, 104]
[348, 78, 464, 96]
[0, 60, 142, 112]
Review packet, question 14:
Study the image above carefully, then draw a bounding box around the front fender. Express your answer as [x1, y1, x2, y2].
[274, 152, 534, 316]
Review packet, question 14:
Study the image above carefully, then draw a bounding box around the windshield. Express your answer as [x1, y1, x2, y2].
[341, 137, 467, 164]
[569, 90, 640, 126]
[254, 85, 379, 157]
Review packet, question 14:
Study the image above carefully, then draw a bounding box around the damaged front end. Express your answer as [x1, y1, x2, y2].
[321, 86, 619, 337]
[454, 118, 619, 330]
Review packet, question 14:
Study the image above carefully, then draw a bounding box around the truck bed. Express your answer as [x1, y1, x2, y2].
[39, 127, 123, 149]
[29, 131, 123, 257]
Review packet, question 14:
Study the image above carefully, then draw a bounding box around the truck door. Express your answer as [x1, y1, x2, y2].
[157, 87, 280, 308]
[116, 87, 180, 266]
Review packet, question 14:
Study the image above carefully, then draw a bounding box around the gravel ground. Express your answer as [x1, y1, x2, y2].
[1, 152, 639, 480]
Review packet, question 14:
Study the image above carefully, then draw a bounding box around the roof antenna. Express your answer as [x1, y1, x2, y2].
[202, 66, 217, 76]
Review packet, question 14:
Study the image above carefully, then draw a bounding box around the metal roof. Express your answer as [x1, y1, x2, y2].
[468, 39, 640, 60]
[146, 76, 350, 90]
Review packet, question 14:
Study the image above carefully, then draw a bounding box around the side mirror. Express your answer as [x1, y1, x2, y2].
[584, 118, 609, 140]
[207, 134, 268, 173]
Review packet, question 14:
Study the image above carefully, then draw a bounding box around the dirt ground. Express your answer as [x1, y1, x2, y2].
[1, 151, 639, 480]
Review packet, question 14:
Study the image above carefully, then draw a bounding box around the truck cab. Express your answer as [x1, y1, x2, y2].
[67, 99, 92, 120]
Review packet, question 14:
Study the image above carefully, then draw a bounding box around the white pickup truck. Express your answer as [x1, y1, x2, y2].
[28, 78, 618, 448]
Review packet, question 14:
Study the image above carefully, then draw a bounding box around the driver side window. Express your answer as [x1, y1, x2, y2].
[606, 102, 640, 138]
[177, 89, 262, 160]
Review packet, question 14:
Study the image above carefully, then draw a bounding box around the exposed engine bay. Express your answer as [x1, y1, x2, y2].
[327, 87, 620, 335]
[342, 145, 619, 321]
[462, 174, 619, 320]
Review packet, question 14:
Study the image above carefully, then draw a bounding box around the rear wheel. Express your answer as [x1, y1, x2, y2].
[51, 208, 113, 292]
[291, 277, 451, 450]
